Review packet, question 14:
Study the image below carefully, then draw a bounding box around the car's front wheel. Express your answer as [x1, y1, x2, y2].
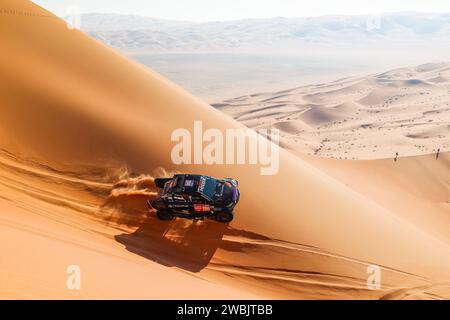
[215, 210, 234, 223]
[156, 209, 174, 221]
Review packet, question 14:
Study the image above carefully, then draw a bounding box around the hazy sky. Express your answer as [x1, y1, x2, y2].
[32, 0, 450, 21]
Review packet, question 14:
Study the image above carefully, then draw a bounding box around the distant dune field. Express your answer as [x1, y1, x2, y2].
[81, 13, 450, 103]
[81, 13, 450, 52]
[216, 63, 450, 160]
[0, 0, 449, 299]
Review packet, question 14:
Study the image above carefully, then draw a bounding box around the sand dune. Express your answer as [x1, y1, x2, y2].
[81, 13, 450, 52]
[1, 0, 450, 299]
[301, 153, 450, 244]
[216, 63, 450, 159]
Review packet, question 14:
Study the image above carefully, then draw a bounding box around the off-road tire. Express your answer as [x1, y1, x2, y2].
[156, 209, 174, 221]
[215, 210, 234, 223]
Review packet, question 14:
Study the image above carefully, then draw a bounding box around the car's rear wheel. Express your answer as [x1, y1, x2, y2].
[215, 210, 234, 223]
[156, 209, 174, 221]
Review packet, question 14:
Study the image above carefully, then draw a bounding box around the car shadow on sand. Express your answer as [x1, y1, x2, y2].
[104, 187, 231, 272]
[106, 192, 269, 273]
[115, 213, 273, 273]
[115, 216, 229, 272]
[115, 216, 227, 272]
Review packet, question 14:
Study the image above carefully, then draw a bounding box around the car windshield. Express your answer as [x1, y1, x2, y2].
[198, 176, 218, 200]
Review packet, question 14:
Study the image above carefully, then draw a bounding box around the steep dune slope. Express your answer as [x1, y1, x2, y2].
[1, 0, 449, 299]
[302, 153, 450, 243]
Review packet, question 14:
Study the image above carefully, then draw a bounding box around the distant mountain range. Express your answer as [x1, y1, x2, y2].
[77, 13, 450, 51]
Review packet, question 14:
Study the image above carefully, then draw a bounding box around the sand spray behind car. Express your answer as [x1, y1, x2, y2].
[0, 148, 180, 227]
[101, 166, 182, 227]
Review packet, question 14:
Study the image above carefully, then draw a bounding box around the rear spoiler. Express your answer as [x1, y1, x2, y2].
[155, 178, 171, 188]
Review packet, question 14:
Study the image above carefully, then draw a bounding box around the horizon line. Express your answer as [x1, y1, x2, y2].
[59, 10, 450, 23]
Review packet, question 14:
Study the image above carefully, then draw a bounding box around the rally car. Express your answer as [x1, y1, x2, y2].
[148, 174, 240, 223]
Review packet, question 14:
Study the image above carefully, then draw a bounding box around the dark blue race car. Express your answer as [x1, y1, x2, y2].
[148, 174, 240, 223]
